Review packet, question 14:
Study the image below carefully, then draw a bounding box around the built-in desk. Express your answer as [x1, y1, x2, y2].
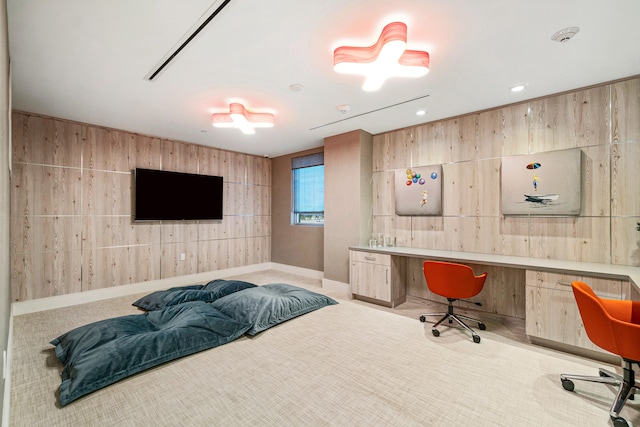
[349, 245, 640, 358]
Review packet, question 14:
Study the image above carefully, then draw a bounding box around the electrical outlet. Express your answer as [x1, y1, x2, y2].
[180, 253, 186, 261]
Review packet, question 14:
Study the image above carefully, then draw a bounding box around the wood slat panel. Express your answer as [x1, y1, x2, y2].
[611, 141, 640, 216]
[443, 158, 500, 216]
[529, 86, 610, 152]
[11, 163, 81, 216]
[478, 104, 530, 158]
[82, 169, 132, 216]
[12, 250, 82, 301]
[529, 217, 611, 263]
[612, 77, 640, 143]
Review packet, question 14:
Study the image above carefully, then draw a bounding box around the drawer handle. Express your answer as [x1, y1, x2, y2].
[364, 256, 376, 261]
[557, 281, 573, 287]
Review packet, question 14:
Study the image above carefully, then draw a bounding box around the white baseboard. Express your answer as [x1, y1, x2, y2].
[11, 263, 272, 316]
[321, 278, 351, 298]
[269, 263, 324, 280]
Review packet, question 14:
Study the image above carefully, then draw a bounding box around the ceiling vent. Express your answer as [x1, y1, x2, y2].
[144, 0, 232, 81]
[551, 26, 580, 43]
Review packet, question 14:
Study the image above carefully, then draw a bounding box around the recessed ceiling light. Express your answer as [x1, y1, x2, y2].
[289, 83, 304, 92]
[416, 110, 426, 116]
[510, 84, 526, 92]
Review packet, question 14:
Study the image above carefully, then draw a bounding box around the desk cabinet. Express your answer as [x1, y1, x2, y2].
[525, 270, 628, 354]
[350, 250, 405, 307]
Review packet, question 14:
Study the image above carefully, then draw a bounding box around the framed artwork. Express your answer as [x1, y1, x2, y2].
[394, 165, 442, 216]
[501, 149, 582, 215]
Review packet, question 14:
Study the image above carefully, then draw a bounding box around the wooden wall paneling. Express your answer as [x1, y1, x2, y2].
[372, 170, 394, 216]
[529, 86, 610, 152]
[478, 104, 530, 158]
[409, 216, 446, 250]
[450, 114, 479, 163]
[132, 134, 162, 170]
[372, 134, 390, 172]
[612, 77, 640, 143]
[611, 217, 640, 266]
[83, 216, 160, 249]
[246, 155, 271, 186]
[161, 140, 198, 173]
[82, 170, 132, 216]
[12, 250, 82, 301]
[371, 214, 411, 248]
[257, 184, 271, 216]
[13, 215, 81, 254]
[160, 241, 199, 279]
[196, 220, 225, 241]
[472, 265, 526, 319]
[444, 158, 500, 217]
[498, 216, 531, 258]
[197, 145, 224, 176]
[581, 145, 611, 216]
[12, 113, 82, 167]
[412, 122, 454, 166]
[12, 164, 82, 216]
[222, 151, 247, 183]
[387, 128, 414, 170]
[246, 236, 268, 265]
[160, 222, 198, 245]
[529, 217, 611, 263]
[226, 238, 247, 268]
[83, 127, 132, 172]
[611, 141, 640, 216]
[445, 216, 503, 254]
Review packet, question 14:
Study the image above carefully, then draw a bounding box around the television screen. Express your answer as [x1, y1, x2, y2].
[134, 168, 223, 221]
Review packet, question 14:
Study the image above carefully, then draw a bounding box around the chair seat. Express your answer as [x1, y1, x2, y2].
[420, 261, 487, 343]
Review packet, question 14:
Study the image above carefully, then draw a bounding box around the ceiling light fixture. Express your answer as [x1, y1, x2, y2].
[510, 84, 527, 92]
[333, 22, 430, 92]
[416, 110, 426, 116]
[211, 103, 274, 135]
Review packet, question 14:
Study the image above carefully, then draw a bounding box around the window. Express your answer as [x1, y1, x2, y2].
[292, 153, 324, 225]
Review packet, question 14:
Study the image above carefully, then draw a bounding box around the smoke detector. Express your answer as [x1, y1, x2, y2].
[551, 26, 580, 43]
[336, 104, 351, 114]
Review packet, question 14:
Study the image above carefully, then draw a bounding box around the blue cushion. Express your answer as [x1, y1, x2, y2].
[51, 301, 251, 406]
[210, 283, 338, 335]
[132, 279, 257, 311]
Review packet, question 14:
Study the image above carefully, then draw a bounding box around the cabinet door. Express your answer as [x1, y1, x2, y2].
[525, 271, 624, 353]
[351, 261, 391, 302]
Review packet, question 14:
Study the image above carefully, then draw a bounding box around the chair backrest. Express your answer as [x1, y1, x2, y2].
[571, 281, 619, 355]
[423, 261, 487, 300]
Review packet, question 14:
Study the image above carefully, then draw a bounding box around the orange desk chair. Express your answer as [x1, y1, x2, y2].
[560, 281, 640, 427]
[419, 260, 487, 343]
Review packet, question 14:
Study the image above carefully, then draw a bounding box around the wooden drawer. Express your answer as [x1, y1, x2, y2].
[350, 251, 391, 266]
[525, 270, 625, 299]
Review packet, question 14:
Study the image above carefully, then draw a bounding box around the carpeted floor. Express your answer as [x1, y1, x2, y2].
[8, 270, 640, 426]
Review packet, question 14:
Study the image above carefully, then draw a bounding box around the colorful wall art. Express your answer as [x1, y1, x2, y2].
[394, 165, 442, 215]
[501, 149, 582, 215]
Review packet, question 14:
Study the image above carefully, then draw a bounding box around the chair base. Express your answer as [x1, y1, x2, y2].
[560, 360, 638, 427]
[419, 298, 486, 343]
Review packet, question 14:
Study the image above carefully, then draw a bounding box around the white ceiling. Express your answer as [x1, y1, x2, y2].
[7, 0, 640, 158]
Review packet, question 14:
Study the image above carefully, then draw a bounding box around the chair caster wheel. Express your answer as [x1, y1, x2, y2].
[419, 315, 426, 322]
[472, 335, 480, 343]
[612, 416, 629, 427]
[432, 329, 440, 337]
[478, 323, 486, 330]
[561, 378, 574, 392]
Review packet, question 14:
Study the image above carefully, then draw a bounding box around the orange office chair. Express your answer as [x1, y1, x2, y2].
[560, 281, 640, 427]
[419, 261, 487, 343]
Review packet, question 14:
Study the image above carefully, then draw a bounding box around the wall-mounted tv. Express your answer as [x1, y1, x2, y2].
[134, 168, 223, 221]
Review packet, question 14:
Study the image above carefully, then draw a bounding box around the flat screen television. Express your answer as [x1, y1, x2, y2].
[134, 168, 223, 221]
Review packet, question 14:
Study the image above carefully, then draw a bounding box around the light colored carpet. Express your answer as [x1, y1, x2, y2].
[8, 270, 640, 426]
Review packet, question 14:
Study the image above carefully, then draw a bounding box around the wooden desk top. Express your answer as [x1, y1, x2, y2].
[350, 245, 640, 287]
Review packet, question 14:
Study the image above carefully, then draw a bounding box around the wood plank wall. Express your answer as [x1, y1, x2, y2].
[372, 77, 640, 315]
[10, 112, 271, 302]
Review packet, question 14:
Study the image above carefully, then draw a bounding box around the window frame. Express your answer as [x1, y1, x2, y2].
[291, 153, 324, 226]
